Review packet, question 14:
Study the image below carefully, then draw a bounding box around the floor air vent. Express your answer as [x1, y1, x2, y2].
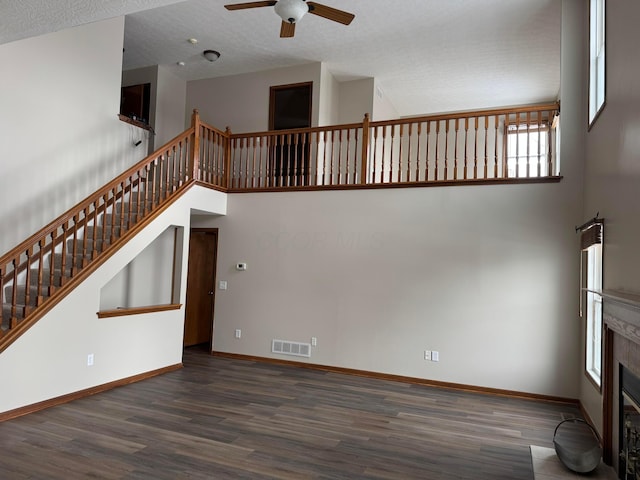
[272, 339, 311, 358]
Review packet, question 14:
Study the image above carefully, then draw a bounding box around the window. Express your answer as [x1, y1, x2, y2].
[580, 221, 604, 387]
[589, 0, 606, 124]
[506, 122, 550, 178]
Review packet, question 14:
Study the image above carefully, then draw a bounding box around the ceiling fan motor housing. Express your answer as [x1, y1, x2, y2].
[274, 0, 309, 23]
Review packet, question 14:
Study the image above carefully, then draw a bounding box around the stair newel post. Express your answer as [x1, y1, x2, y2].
[360, 113, 370, 185]
[190, 109, 201, 182]
[224, 127, 232, 188]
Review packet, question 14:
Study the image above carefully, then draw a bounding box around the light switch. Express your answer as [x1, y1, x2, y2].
[219, 280, 227, 290]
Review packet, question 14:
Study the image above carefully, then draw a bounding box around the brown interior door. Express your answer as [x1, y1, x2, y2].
[183, 229, 218, 348]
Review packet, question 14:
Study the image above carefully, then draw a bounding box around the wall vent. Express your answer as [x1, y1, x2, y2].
[272, 339, 311, 358]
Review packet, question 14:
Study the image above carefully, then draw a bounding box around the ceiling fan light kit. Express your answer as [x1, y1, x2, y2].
[274, 0, 308, 23]
[224, 0, 354, 38]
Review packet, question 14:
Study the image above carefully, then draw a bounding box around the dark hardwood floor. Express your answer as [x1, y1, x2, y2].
[0, 346, 583, 479]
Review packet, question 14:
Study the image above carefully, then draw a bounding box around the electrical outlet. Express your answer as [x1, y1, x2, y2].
[235, 329, 241, 339]
[87, 354, 94, 366]
[424, 350, 431, 361]
[311, 337, 317, 347]
[432, 351, 440, 362]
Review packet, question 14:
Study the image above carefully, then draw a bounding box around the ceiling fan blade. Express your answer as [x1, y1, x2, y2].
[224, 1, 276, 11]
[307, 2, 355, 25]
[280, 21, 296, 38]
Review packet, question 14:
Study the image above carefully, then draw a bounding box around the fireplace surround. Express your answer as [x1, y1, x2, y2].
[602, 290, 640, 478]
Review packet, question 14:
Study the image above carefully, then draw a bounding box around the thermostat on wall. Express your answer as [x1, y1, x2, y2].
[236, 263, 247, 271]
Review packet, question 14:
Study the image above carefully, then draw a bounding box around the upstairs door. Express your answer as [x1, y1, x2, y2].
[269, 82, 312, 186]
[183, 229, 218, 348]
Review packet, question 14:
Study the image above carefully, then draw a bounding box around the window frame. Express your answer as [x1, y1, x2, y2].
[505, 121, 551, 178]
[588, 0, 606, 128]
[583, 245, 603, 388]
[580, 221, 604, 390]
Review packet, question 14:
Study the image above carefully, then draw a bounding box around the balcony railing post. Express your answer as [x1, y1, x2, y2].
[224, 127, 232, 188]
[360, 113, 370, 185]
[190, 109, 201, 181]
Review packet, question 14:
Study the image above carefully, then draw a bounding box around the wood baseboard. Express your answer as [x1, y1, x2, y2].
[212, 351, 579, 405]
[0, 363, 182, 423]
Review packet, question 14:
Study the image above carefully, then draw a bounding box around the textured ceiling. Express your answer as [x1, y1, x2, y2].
[0, 0, 185, 45]
[2, 0, 561, 117]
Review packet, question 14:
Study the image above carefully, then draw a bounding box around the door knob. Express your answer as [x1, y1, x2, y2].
[208, 291, 214, 295]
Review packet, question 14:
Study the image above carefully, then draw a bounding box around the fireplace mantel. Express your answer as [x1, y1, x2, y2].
[602, 289, 640, 474]
[602, 290, 640, 345]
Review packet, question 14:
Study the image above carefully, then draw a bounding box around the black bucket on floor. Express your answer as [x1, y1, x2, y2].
[553, 418, 602, 473]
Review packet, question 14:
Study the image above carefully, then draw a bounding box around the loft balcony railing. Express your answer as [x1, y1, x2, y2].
[225, 102, 559, 190]
[1, 102, 560, 351]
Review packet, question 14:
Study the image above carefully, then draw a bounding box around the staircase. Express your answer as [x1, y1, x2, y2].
[0, 111, 228, 352]
[3, 201, 138, 324]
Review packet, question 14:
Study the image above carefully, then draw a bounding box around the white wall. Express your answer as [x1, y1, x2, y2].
[186, 63, 397, 131]
[0, 18, 148, 255]
[186, 63, 323, 133]
[195, 181, 582, 398]
[319, 63, 340, 126]
[99, 227, 177, 310]
[372, 81, 399, 121]
[335, 78, 400, 124]
[155, 65, 188, 146]
[338, 78, 374, 124]
[580, 0, 640, 430]
[0, 185, 227, 414]
[122, 64, 187, 149]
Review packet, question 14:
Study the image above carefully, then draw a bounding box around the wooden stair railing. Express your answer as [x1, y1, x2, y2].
[0, 110, 227, 352]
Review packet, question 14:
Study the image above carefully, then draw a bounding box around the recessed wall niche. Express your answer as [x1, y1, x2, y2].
[99, 226, 183, 311]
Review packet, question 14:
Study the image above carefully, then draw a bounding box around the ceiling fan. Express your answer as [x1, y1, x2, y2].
[224, 0, 355, 38]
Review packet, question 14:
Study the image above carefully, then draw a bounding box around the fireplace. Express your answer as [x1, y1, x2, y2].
[620, 366, 640, 478]
[602, 291, 640, 479]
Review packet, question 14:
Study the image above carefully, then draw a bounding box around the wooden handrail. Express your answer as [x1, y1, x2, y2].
[228, 122, 364, 139]
[368, 102, 560, 128]
[200, 121, 228, 137]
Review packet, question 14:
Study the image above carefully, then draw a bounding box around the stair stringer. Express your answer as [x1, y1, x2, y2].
[0, 184, 227, 415]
